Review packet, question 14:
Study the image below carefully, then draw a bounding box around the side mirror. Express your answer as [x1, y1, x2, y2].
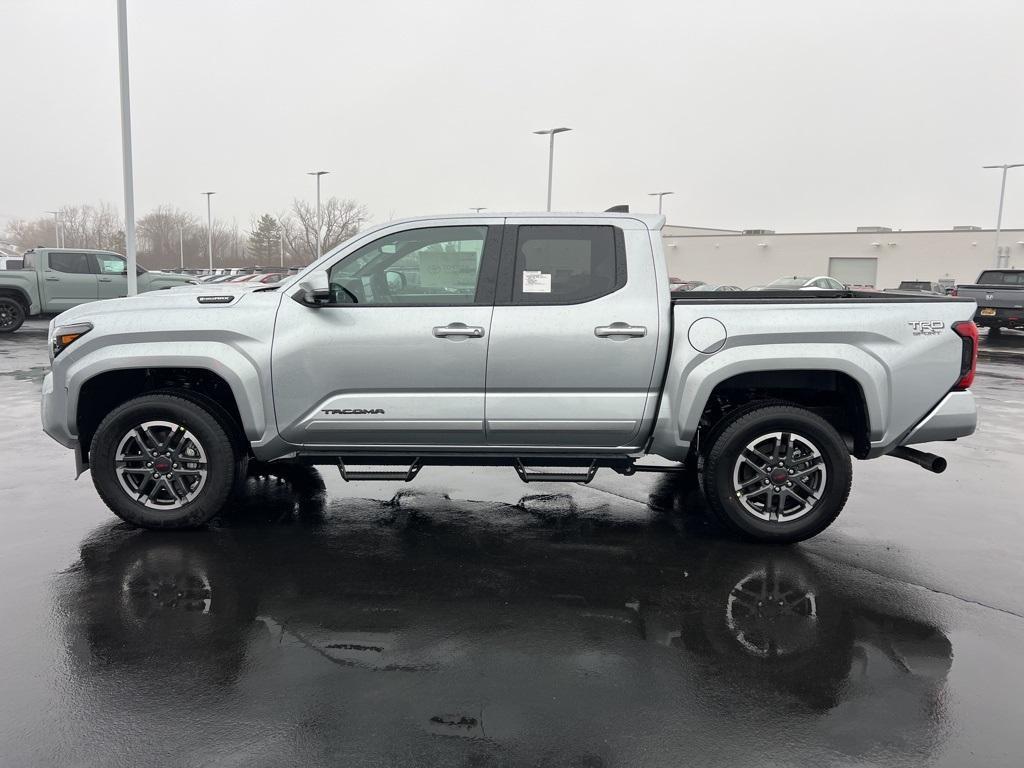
[294, 271, 331, 307]
[384, 269, 407, 291]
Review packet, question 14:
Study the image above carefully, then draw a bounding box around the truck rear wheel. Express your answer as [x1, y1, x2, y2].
[90, 394, 239, 529]
[700, 404, 852, 544]
[0, 297, 25, 333]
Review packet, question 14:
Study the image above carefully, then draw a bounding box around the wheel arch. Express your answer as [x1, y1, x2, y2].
[0, 286, 32, 313]
[71, 355, 266, 462]
[650, 355, 881, 461]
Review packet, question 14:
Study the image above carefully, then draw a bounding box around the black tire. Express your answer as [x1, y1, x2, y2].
[987, 325, 1001, 337]
[700, 404, 852, 544]
[90, 394, 239, 529]
[0, 297, 25, 333]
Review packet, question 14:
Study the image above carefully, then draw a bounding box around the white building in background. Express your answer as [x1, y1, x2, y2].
[662, 224, 1024, 289]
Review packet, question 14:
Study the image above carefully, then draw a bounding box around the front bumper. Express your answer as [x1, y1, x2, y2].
[899, 390, 977, 446]
[40, 371, 78, 449]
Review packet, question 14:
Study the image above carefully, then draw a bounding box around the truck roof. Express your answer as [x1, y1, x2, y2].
[381, 212, 667, 230]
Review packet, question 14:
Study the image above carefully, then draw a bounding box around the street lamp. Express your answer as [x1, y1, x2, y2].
[648, 191, 674, 215]
[533, 127, 571, 212]
[44, 210, 62, 248]
[983, 163, 1024, 266]
[201, 192, 215, 272]
[307, 170, 329, 258]
[116, 0, 139, 295]
[178, 226, 184, 271]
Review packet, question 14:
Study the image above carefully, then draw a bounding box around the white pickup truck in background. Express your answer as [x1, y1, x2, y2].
[41, 212, 979, 542]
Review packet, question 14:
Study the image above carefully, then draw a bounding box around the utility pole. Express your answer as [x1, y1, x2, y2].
[202, 192, 215, 272]
[179, 226, 184, 270]
[533, 127, 572, 211]
[116, 0, 139, 296]
[307, 171, 329, 258]
[983, 163, 1024, 266]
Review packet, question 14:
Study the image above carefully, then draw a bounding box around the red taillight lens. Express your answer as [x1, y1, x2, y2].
[949, 287, 958, 297]
[952, 320, 978, 390]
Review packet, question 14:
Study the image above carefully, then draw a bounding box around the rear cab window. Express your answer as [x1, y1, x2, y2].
[508, 225, 626, 305]
[977, 271, 1024, 285]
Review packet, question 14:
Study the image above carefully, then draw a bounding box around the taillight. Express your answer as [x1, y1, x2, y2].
[952, 320, 978, 390]
[949, 287, 958, 297]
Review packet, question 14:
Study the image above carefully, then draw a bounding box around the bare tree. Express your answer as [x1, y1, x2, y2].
[285, 197, 369, 263]
[138, 206, 200, 268]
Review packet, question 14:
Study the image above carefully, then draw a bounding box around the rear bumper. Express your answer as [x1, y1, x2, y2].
[974, 306, 1024, 327]
[899, 390, 977, 447]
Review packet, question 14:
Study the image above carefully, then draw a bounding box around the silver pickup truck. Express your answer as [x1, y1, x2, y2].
[40, 213, 979, 542]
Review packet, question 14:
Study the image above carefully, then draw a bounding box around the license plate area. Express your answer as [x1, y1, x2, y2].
[980, 308, 997, 317]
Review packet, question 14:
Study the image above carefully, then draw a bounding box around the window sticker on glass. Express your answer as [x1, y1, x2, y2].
[523, 270, 551, 293]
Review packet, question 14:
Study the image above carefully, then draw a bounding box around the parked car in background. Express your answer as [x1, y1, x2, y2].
[763, 276, 848, 291]
[670, 280, 706, 292]
[226, 272, 288, 284]
[886, 281, 945, 295]
[684, 283, 743, 292]
[0, 255, 25, 271]
[956, 269, 1024, 334]
[42, 211, 978, 544]
[0, 248, 196, 333]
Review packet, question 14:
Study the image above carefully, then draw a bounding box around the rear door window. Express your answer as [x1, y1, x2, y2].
[48, 252, 92, 274]
[510, 225, 624, 304]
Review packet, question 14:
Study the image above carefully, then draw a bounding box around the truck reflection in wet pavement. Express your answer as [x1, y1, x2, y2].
[55, 465, 952, 766]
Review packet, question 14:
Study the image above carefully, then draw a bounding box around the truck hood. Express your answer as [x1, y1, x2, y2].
[167, 280, 293, 294]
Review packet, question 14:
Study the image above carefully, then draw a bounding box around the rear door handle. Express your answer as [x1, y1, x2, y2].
[98, 277, 113, 282]
[595, 323, 647, 339]
[433, 323, 485, 339]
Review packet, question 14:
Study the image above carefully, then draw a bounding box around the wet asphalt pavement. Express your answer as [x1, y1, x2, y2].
[2, 319, 1023, 767]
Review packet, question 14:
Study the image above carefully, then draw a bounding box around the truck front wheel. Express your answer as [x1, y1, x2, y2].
[90, 394, 239, 529]
[700, 404, 852, 544]
[0, 297, 25, 333]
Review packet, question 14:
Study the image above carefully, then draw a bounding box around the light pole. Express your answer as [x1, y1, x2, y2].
[533, 127, 571, 212]
[116, 0, 139, 295]
[45, 210, 61, 247]
[178, 226, 184, 271]
[984, 163, 1024, 266]
[648, 191, 674, 215]
[307, 170, 329, 258]
[278, 220, 286, 268]
[202, 192, 215, 272]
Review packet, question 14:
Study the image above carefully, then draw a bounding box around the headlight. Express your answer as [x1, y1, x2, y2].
[50, 322, 93, 360]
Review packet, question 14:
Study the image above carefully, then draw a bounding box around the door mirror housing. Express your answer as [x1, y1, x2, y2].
[384, 269, 407, 291]
[294, 271, 331, 307]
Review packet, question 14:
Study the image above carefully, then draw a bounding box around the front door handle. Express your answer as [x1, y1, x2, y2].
[595, 322, 647, 339]
[98, 277, 113, 282]
[433, 322, 485, 339]
[45, 276, 60, 282]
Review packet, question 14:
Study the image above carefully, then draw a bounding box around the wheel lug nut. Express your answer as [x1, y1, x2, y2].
[786, 481, 792, 487]
[146, 462, 153, 468]
[773, 486, 781, 491]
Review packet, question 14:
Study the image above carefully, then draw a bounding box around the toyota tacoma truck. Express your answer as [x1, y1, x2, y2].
[0, 247, 196, 333]
[955, 269, 1024, 334]
[40, 213, 979, 543]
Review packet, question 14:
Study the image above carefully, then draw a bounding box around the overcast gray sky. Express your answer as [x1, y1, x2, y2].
[2, 0, 1022, 232]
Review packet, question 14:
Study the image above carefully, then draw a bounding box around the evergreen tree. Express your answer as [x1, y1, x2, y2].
[248, 214, 282, 265]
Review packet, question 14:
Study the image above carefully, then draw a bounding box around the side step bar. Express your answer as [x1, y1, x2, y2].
[338, 458, 422, 482]
[332, 456, 689, 483]
[513, 459, 598, 484]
